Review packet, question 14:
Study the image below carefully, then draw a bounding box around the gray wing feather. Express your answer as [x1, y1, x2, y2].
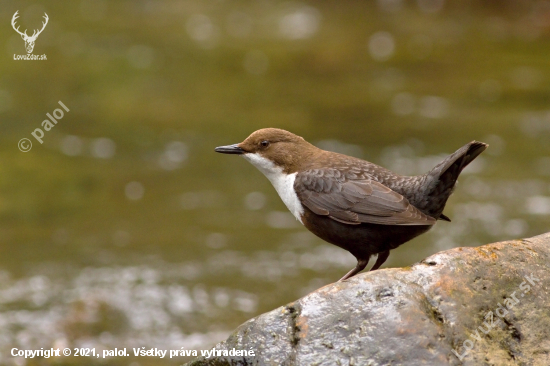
[295, 169, 436, 226]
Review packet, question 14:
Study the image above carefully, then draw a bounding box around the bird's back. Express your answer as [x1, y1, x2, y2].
[313, 141, 487, 221]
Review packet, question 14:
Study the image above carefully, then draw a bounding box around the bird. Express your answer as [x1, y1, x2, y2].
[215, 128, 488, 281]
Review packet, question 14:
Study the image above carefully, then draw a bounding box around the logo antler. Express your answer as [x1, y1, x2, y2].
[11, 10, 49, 54]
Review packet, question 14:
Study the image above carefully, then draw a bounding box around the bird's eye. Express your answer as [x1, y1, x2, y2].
[260, 140, 270, 148]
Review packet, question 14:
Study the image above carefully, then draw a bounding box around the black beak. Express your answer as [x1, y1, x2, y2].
[215, 144, 245, 155]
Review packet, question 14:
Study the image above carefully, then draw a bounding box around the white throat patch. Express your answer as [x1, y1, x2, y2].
[242, 153, 304, 224]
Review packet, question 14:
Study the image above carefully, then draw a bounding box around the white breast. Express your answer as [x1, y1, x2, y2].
[242, 153, 304, 224]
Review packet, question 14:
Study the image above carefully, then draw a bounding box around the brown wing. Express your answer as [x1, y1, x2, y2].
[295, 169, 436, 226]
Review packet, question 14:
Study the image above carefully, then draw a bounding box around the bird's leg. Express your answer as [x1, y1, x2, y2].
[369, 250, 390, 271]
[338, 257, 369, 281]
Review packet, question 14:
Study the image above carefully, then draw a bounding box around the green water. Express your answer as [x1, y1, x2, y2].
[1, 1, 549, 365]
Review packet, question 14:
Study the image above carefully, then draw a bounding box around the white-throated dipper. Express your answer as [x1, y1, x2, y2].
[215, 128, 487, 281]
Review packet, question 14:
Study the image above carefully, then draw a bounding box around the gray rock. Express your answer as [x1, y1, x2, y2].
[187, 233, 550, 366]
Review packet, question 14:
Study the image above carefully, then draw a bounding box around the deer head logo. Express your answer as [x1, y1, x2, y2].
[11, 10, 49, 54]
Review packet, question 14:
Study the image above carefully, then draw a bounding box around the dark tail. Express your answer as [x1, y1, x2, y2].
[420, 141, 488, 219]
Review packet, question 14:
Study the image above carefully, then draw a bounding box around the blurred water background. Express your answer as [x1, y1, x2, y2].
[1, 0, 550, 365]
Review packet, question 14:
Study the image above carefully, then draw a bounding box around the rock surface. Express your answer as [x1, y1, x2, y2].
[187, 233, 550, 366]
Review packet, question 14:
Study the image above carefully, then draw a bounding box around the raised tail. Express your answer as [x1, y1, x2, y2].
[420, 141, 488, 219]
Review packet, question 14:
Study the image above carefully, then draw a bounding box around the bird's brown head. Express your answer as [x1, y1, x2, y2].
[215, 128, 318, 173]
